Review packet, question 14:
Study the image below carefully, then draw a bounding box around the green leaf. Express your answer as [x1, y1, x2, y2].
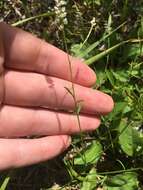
[0, 177, 10, 190]
[95, 71, 107, 87]
[112, 70, 129, 82]
[103, 172, 139, 190]
[85, 41, 127, 65]
[105, 69, 115, 86]
[70, 43, 84, 58]
[95, 0, 101, 5]
[74, 141, 102, 165]
[107, 14, 112, 32]
[123, 44, 143, 58]
[108, 102, 127, 119]
[85, 39, 143, 65]
[118, 119, 143, 156]
[12, 12, 54, 27]
[118, 119, 134, 156]
[81, 168, 97, 190]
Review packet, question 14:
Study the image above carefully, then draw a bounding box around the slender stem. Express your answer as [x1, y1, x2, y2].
[62, 29, 86, 163]
[12, 12, 55, 27]
[80, 23, 95, 49]
[98, 167, 143, 175]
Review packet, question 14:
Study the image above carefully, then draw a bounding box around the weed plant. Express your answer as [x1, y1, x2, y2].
[0, 0, 143, 189]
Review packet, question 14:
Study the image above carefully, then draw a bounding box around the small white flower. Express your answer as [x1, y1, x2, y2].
[63, 18, 68, 25]
[55, 9, 61, 15]
[59, 1, 67, 6]
[59, 12, 67, 19]
[54, 0, 68, 29]
[61, 7, 66, 13]
[90, 17, 96, 26]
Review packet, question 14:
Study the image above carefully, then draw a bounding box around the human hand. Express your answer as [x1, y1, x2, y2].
[0, 22, 114, 170]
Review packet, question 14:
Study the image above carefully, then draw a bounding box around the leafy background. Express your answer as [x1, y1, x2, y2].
[0, 0, 143, 189]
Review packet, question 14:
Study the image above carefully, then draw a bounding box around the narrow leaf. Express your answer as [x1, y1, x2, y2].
[0, 177, 10, 190]
[12, 12, 54, 27]
[85, 41, 127, 65]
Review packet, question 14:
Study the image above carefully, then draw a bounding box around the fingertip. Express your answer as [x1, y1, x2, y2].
[108, 95, 114, 112]
[86, 117, 101, 131]
[82, 89, 114, 115]
[94, 117, 101, 129]
[74, 58, 96, 87]
[60, 135, 71, 149]
[84, 64, 96, 86]
[80, 115, 101, 132]
[103, 95, 114, 115]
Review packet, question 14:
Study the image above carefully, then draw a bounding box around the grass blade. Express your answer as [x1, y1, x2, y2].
[85, 39, 143, 65]
[12, 12, 54, 27]
[78, 21, 127, 58]
[0, 177, 10, 190]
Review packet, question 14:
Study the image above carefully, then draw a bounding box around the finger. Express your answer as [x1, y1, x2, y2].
[0, 135, 70, 170]
[4, 70, 114, 115]
[1, 22, 96, 87]
[0, 29, 4, 104]
[0, 105, 100, 137]
[0, 28, 4, 73]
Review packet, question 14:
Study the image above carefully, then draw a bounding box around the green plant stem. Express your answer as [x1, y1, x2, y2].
[98, 167, 143, 175]
[12, 12, 55, 27]
[62, 29, 85, 146]
[85, 39, 143, 65]
[68, 164, 85, 181]
[80, 23, 95, 49]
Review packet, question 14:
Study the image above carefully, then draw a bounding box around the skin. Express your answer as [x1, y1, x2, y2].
[0, 22, 114, 170]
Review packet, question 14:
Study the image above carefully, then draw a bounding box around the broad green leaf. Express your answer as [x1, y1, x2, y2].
[74, 141, 102, 165]
[81, 168, 97, 190]
[103, 172, 139, 190]
[118, 119, 143, 156]
[0, 177, 10, 190]
[118, 119, 134, 156]
[108, 102, 128, 120]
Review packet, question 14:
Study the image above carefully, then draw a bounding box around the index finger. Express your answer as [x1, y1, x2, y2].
[1, 22, 96, 87]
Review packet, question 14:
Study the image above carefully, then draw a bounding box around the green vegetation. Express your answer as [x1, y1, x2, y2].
[0, 0, 143, 189]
